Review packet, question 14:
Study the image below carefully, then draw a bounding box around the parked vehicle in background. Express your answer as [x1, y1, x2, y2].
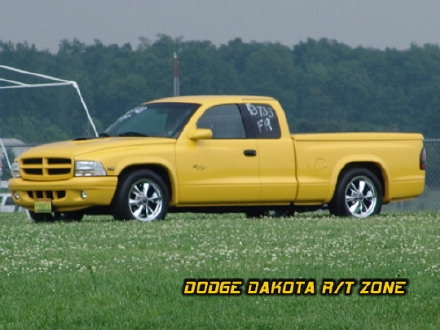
[0, 193, 23, 212]
[9, 95, 426, 222]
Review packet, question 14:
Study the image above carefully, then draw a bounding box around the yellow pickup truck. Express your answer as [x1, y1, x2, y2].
[9, 95, 426, 222]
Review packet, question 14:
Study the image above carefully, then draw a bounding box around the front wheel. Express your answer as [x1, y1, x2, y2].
[329, 168, 382, 218]
[112, 169, 169, 221]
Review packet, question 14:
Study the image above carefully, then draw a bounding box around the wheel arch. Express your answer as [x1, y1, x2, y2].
[331, 161, 389, 202]
[116, 164, 175, 204]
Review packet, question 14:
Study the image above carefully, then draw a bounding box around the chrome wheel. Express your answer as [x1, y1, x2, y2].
[128, 179, 163, 221]
[344, 176, 377, 218]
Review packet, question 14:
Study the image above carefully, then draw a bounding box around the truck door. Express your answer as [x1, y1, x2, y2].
[239, 103, 297, 202]
[176, 104, 260, 204]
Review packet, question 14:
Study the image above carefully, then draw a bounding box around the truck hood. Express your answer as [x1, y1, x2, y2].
[19, 137, 176, 159]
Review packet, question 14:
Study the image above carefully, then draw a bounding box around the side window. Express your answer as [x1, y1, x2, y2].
[241, 103, 281, 139]
[197, 104, 246, 139]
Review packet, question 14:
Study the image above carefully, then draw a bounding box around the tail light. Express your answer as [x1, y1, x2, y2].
[420, 148, 426, 170]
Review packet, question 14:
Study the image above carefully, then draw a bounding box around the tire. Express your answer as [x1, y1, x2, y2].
[329, 168, 382, 218]
[112, 169, 169, 221]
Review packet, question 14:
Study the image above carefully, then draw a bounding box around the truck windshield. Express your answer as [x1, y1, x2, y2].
[103, 102, 200, 138]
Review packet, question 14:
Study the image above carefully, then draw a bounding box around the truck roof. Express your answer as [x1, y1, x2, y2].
[145, 95, 277, 104]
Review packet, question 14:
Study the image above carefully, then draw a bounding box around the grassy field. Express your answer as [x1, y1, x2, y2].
[0, 212, 438, 330]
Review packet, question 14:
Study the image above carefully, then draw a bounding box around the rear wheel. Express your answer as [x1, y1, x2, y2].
[329, 168, 382, 218]
[112, 169, 169, 221]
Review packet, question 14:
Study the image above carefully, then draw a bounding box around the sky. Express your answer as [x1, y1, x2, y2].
[0, 0, 439, 52]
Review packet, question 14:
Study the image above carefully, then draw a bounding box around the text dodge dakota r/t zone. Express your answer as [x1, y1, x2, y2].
[9, 95, 426, 222]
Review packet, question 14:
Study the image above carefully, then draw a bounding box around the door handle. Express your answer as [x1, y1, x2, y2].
[243, 149, 257, 157]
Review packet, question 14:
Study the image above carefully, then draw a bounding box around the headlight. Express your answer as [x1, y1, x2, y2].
[12, 161, 21, 178]
[74, 161, 107, 177]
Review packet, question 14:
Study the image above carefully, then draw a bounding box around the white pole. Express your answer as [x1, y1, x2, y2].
[0, 65, 68, 83]
[0, 82, 73, 90]
[0, 137, 12, 175]
[71, 81, 98, 137]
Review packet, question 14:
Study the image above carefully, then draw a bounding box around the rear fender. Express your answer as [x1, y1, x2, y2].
[329, 156, 390, 202]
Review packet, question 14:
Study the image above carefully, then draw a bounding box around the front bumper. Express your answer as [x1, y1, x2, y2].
[8, 176, 118, 212]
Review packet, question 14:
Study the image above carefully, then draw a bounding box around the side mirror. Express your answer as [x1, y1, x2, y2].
[189, 128, 213, 140]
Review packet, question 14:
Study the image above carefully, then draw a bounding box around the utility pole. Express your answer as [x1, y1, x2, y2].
[173, 52, 180, 96]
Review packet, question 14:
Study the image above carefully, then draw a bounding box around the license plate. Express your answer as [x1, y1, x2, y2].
[34, 199, 52, 213]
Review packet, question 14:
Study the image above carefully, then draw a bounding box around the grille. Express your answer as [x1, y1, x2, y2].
[21, 157, 72, 180]
[22, 158, 43, 165]
[24, 168, 43, 175]
[27, 190, 66, 200]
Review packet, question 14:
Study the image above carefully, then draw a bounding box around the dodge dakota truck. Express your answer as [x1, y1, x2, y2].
[9, 95, 426, 222]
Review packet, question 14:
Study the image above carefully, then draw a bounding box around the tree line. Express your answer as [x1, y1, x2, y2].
[0, 35, 438, 143]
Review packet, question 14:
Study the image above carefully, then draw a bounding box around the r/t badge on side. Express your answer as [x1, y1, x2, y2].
[193, 164, 206, 171]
